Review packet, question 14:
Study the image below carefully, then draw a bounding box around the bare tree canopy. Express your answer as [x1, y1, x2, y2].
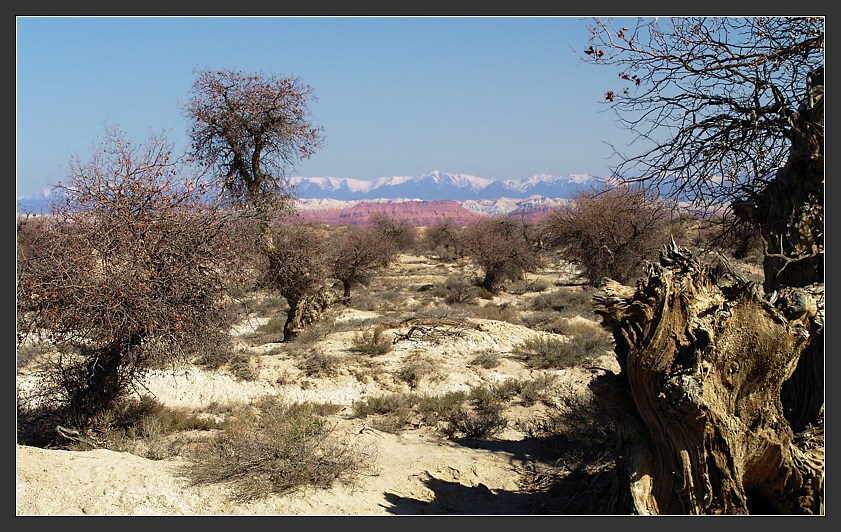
[17, 128, 244, 420]
[184, 68, 323, 252]
[585, 17, 824, 210]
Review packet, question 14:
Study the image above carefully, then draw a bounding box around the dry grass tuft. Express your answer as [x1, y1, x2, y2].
[185, 396, 373, 501]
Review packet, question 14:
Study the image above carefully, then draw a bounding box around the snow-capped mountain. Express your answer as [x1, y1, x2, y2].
[288, 171, 603, 201]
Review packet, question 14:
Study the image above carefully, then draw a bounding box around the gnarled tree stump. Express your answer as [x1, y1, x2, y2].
[592, 242, 823, 514]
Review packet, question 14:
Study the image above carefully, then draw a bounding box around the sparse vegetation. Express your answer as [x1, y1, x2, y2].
[468, 351, 501, 369]
[460, 216, 544, 293]
[514, 336, 591, 369]
[543, 187, 669, 284]
[186, 397, 372, 501]
[441, 407, 508, 439]
[299, 350, 341, 378]
[350, 325, 393, 355]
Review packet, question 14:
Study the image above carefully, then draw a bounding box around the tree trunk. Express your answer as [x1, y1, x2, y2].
[732, 66, 824, 432]
[283, 287, 338, 341]
[593, 244, 823, 514]
[591, 66, 824, 515]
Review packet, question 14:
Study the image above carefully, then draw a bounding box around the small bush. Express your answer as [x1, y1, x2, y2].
[248, 293, 287, 313]
[194, 342, 234, 370]
[468, 351, 501, 369]
[415, 391, 468, 424]
[247, 315, 288, 345]
[16, 343, 51, 371]
[538, 317, 603, 337]
[442, 407, 508, 439]
[471, 303, 524, 325]
[257, 315, 287, 335]
[351, 393, 416, 434]
[228, 351, 259, 381]
[21, 395, 219, 458]
[351, 393, 414, 418]
[395, 355, 442, 389]
[351, 325, 393, 355]
[292, 317, 338, 346]
[468, 385, 510, 414]
[529, 287, 598, 317]
[442, 274, 478, 305]
[512, 336, 584, 369]
[299, 351, 340, 378]
[185, 397, 372, 501]
[509, 279, 550, 295]
[517, 374, 558, 406]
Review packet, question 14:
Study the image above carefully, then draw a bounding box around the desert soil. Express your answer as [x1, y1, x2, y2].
[16, 253, 618, 515]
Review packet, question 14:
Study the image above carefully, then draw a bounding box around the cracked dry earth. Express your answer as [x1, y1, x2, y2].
[16, 254, 618, 515]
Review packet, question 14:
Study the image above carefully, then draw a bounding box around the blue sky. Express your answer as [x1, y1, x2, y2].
[16, 16, 637, 198]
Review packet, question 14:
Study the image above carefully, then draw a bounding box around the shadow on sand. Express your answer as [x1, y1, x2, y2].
[380, 435, 623, 515]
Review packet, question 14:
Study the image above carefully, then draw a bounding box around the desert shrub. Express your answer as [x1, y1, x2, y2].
[423, 219, 464, 260]
[543, 187, 669, 284]
[347, 291, 380, 312]
[18, 394, 217, 457]
[442, 407, 508, 439]
[469, 383, 516, 414]
[15, 129, 245, 424]
[257, 315, 288, 336]
[287, 316, 339, 347]
[509, 278, 551, 295]
[247, 293, 287, 314]
[186, 397, 371, 501]
[468, 351, 501, 369]
[415, 391, 468, 424]
[326, 225, 397, 299]
[461, 216, 544, 293]
[513, 336, 585, 369]
[516, 383, 619, 514]
[520, 382, 617, 455]
[193, 341, 235, 370]
[368, 213, 417, 252]
[442, 274, 478, 305]
[228, 351, 259, 381]
[529, 287, 598, 317]
[470, 303, 524, 325]
[395, 356, 443, 389]
[520, 310, 559, 330]
[351, 393, 414, 418]
[299, 351, 340, 378]
[16, 343, 51, 371]
[351, 325, 393, 355]
[517, 374, 559, 406]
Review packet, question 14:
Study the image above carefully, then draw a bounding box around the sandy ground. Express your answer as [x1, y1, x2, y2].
[16, 254, 617, 515]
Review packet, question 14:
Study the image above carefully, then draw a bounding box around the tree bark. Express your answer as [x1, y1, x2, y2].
[732, 66, 824, 432]
[594, 244, 823, 514]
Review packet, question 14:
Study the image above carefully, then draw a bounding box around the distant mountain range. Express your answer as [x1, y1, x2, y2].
[287, 170, 604, 201]
[16, 171, 603, 215]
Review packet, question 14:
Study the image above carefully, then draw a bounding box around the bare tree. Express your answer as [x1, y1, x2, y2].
[544, 187, 670, 284]
[264, 224, 332, 341]
[16, 128, 244, 422]
[423, 218, 464, 260]
[461, 216, 543, 293]
[326, 226, 397, 300]
[367, 213, 417, 253]
[184, 68, 323, 256]
[583, 17, 824, 514]
[184, 68, 333, 337]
